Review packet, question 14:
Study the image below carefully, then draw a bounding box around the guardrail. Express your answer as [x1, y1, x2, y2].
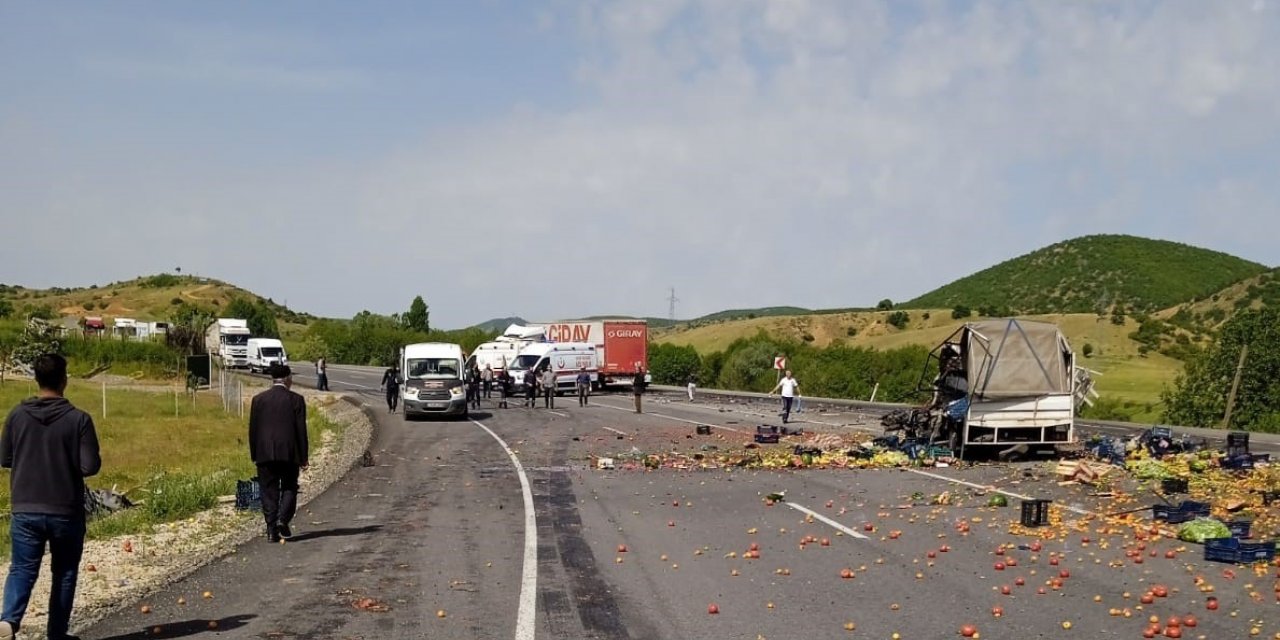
[649, 384, 1280, 446]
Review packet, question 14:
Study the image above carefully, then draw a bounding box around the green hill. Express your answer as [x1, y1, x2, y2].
[905, 235, 1269, 314]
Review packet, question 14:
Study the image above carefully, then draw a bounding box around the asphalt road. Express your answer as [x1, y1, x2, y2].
[84, 365, 1277, 639]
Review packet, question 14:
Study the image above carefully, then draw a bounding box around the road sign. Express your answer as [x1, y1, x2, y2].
[773, 356, 787, 370]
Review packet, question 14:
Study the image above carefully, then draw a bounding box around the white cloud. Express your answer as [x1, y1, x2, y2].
[3, 1, 1278, 326]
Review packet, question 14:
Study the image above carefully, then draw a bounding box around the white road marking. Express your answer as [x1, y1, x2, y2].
[547, 410, 569, 417]
[592, 401, 746, 434]
[600, 426, 629, 436]
[291, 373, 379, 391]
[472, 420, 537, 640]
[783, 502, 869, 539]
[905, 468, 1091, 517]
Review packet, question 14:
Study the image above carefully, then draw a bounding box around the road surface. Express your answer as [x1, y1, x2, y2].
[84, 364, 1275, 639]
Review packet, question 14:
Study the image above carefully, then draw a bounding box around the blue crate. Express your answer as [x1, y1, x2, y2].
[234, 478, 261, 511]
[1228, 519, 1254, 539]
[1152, 500, 1211, 524]
[1204, 537, 1275, 564]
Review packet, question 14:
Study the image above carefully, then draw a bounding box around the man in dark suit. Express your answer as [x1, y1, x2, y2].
[249, 364, 308, 543]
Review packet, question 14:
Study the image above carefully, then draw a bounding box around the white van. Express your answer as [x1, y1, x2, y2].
[400, 342, 468, 418]
[508, 342, 597, 395]
[247, 338, 288, 374]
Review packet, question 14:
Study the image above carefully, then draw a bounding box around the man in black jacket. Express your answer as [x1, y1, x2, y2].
[249, 364, 308, 543]
[0, 353, 101, 640]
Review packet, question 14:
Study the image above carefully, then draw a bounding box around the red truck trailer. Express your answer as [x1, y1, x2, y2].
[531, 319, 648, 387]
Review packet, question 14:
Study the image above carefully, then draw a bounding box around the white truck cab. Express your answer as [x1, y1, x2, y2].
[508, 342, 597, 394]
[247, 338, 288, 374]
[400, 342, 468, 419]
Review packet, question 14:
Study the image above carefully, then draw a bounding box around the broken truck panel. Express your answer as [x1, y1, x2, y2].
[900, 318, 1095, 459]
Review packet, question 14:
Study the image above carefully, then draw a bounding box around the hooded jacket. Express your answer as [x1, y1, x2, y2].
[1, 396, 102, 517]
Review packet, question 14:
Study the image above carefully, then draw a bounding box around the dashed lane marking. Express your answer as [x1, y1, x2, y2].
[783, 502, 869, 539]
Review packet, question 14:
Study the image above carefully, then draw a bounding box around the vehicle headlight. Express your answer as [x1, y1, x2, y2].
[449, 385, 466, 397]
[403, 388, 418, 398]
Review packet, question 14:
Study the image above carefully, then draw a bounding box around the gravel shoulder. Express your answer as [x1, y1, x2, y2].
[0, 390, 374, 639]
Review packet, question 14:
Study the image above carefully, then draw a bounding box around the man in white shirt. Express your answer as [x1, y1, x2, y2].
[768, 370, 800, 424]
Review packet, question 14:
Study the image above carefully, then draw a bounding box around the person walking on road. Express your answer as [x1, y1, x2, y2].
[249, 364, 308, 544]
[541, 366, 557, 409]
[497, 369, 511, 409]
[686, 373, 697, 402]
[632, 366, 647, 413]
[481, 365, 493, 398]
[315, 357, 329, 392]
[381, 363, 402, 414]
[768, 370, 801, 424]
[576, 368, 592, 407]
[467, 365, 482, 410]
[523, 369, 537, 408]
[0, 353, 101, 640]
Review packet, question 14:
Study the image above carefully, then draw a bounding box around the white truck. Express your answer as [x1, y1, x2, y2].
[466, 325, 547, 376]
[205, 319, 251, 369]
[507, 342, 598, 394]
[921, 318, 1092, 457]
[400, 342, 468, 419]
[247, 338, 288, 374]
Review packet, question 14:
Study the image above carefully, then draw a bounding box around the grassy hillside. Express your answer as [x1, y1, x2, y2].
[0, 274, 310, 325]
[905, 235, 1269, 315]
[1156, 268, 1280, 329]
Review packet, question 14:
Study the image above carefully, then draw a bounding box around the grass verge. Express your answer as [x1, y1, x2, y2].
[0, 379, 344, 558]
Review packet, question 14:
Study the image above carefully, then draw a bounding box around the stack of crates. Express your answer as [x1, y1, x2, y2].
[1204, 537, 1276, 564]
[1020, 499, 1052, 528]
[1152, 500, 1211, 524]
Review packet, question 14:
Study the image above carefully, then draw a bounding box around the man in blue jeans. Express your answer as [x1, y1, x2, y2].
[0, 353, 102, 640]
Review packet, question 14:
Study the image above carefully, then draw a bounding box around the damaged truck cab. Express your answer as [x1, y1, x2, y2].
[914, 318, 1096, 458]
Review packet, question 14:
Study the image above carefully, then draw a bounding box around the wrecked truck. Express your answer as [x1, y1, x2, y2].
[886, 318, 1096, 458]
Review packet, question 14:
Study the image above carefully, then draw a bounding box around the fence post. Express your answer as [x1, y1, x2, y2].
[869, 382, 879, 403]
[102, 379, 107, 418]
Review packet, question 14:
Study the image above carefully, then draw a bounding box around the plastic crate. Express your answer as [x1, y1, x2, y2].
[1204, 538, 1275, 564]
[1261, 490, 1280, 506]
[1227, 431, 1250, 456]
[1161, 478, 1189, 494]
[1152, 500, 1211, 524]
[234, 478, 261, 511]
[1223, 453, 1268, 470]
[695, 424, 711, 435]
[1020, 499, 1052, 528]
[1227, 519, 1254, 539]
[754, 425, 780, 444]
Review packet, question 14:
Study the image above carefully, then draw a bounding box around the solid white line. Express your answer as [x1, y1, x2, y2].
[600, 426, 628, 436]
[472, 420, 537, 640]
[784, 502, 869, 539]
[547, 410, 569, 417]
[905, 468, 1091, 517]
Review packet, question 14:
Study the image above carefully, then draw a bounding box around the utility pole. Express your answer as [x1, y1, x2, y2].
[1222, 343, 1249, 429]
[667, 287, 679, 322]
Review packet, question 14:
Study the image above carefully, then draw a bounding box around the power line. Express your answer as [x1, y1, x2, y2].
[667, 287, 679, 321]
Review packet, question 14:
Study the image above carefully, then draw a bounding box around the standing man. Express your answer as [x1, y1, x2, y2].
[768, 369, 801, 424]
[497, 369, 511, 409]
[523, 369, 537, 408]
[686, 372, 698, 402]
[315, 357, 329, 392]
[541, 366, 557, 409]
[381, 363, 402, 414]
[467, 365, 482, 410]
[482, 365, 494, 399]
[249, 364, 308, 543]
[0, 354, 101, 640]
[575, 367, 592, 407]
[632, 366, 647, 413]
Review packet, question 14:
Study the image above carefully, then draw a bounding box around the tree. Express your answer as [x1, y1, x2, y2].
[404, 296, 430, 333]
[648, 343, 702, 385]
[876, 299, 894, 311]
[951, 305, 972, 320]
[0, 325, 19, 386]
[223, 297, 279, 338]
[0, 299, 13, 319]
[1163, 308, 1280, 431]
[1082, 343, 1094, 358]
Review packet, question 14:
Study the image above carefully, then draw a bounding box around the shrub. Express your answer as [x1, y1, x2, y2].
[801, 333, 815, 342]
[876, 299, 894, 311]
[82, 301, 95, 310]
[1082, 343, 1094, 358]
[886, 311, 910, 330]
[140, 274, 182, 289]
[951, 305, 972, 320]
[845, 326, 858, 337]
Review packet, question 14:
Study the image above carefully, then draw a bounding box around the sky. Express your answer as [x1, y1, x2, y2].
[2, 1, 1278, 328]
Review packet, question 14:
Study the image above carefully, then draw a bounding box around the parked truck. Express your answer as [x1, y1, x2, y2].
[204, 319, 251, 369]
[465, 324, 548, 376]
[526, 319, 648, 388]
